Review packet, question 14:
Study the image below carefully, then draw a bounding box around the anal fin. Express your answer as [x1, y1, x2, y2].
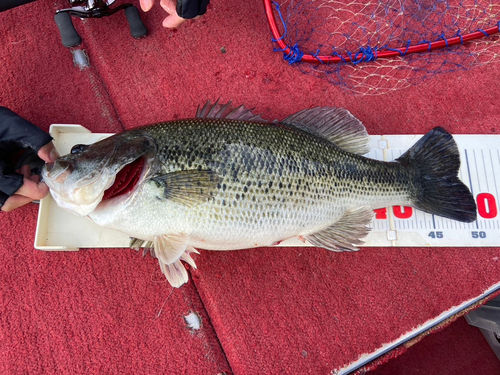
[306, 206, 373, 252]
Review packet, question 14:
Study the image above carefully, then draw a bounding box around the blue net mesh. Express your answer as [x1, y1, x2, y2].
[270, 0, 500, 94]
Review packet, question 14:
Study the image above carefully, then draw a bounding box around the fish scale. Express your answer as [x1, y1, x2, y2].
[150, 118, 411, 202]
[42, 102, 476, 287]
[89, 118, 413, 248]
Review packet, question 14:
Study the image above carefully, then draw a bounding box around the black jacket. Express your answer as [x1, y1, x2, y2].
[177, 0, 210, 19]
[0, 107, 52, 208]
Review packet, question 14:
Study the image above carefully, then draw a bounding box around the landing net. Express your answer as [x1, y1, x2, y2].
[264, 0, 500, 95]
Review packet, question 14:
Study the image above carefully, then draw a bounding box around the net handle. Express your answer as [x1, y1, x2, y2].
[264, 0, 500, 63]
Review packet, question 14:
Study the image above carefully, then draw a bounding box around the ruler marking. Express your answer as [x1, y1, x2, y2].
[464, 149, 479, 230]
[473, 150, 481, 192]
[494, 150, 500, 227]
[464, 149, 474, 195]
[481, 149, 490, 192]
[492, 149, 499, 230]
[370, 137, 499, 245]
[488, 149, 497, 227]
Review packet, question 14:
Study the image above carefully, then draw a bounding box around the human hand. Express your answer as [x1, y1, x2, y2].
[0, 106, 60, 212]
[140, 0, 206, 28]
[140, 0, 188, 28]
[1, 142, 59, 212]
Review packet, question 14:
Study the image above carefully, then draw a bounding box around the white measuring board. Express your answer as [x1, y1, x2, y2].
[34, 125, 500, 251]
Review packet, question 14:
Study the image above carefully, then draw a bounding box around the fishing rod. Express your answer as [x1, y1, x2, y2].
[0, 0, 146, 47]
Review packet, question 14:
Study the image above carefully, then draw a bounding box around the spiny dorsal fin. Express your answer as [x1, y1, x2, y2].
[196, 99, 266, 122]
[151, 169, 220, 207]
[306, 206, 373, 251]
[282, 107, 370, 155]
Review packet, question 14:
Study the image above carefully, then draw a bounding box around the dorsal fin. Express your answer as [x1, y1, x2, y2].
[282, 107, 370, 155]
[196, 100, 266, 122]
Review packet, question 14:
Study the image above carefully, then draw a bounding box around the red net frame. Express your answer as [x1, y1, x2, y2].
[264, 0, 500, 64]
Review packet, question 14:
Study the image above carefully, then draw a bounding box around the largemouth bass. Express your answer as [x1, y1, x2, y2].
[42, 101, 477, 287]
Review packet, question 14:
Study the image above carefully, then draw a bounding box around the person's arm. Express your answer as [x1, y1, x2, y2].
[0, 107, 52, 150]
[0, 107, 59, 211]
[140, 0, 210, 29]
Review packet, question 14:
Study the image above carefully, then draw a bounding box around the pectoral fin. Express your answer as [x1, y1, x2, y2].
[306, 206, 373, 251]
[151, 170, 220, 207]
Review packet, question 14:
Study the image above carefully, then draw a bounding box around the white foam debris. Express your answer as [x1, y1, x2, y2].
[184, 312, 202, 330]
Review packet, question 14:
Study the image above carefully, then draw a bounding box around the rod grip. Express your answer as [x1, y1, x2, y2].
[0, 0, 37, 12]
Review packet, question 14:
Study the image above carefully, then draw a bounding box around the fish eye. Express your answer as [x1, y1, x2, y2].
[71, 144, 89, 154]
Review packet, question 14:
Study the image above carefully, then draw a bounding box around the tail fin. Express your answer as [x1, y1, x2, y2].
[396, 127, 477, 223]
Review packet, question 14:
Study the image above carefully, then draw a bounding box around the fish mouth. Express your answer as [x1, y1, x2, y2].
[102, 157, 145, 201]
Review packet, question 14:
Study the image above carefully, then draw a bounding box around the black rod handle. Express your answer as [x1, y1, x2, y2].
[0, 0, 37, 12]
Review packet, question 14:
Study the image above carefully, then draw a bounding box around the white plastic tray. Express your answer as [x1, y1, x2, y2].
[35, 125, 500, 251]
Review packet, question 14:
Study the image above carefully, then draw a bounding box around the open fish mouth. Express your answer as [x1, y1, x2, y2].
[43, 156, 148, 216]
[42, 131, 157, 217]
[102, 157, 145, 201]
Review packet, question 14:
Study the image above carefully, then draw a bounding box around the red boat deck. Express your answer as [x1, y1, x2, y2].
[0, 1, 499, 373]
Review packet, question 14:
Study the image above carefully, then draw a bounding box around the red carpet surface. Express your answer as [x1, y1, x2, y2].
[371, 317, 500, 375]
[1, 0, 500, 374]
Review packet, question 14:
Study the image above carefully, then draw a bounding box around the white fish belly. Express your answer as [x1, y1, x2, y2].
[89, 180, 409, 251]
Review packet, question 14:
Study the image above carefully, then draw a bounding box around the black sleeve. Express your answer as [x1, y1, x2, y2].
[0, 107, 52, 207]
[0, 158, 21, 206]
[0, 107, 52, 151]
[176, 0, 210, 19]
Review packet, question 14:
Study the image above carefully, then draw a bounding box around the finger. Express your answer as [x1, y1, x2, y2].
[15, 178, 49, 201]
[160, 0, 176, 13]
[162, 14, 188, 28]
[159, 0, 192, 28]
[37, 142, 60, 164]
[1, 194, 36, 212]
[18, 165, 32, 179]
[140, 0, 154, 12]
[29, 174, 41, 184]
